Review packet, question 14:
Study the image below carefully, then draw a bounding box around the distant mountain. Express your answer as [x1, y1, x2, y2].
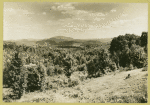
[97, 38, 113, 43]
[50, 36, 74, 41]
[4, 36, 112, 48]
[36, 36, 74, 46]
[38, 36, 73, 43]
[36, 36, 112, 48]
[15, 39, 38, 46]
[4, 39, 39, 47]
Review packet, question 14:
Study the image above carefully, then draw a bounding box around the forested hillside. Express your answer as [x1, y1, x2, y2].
[3, 32, 148, 102]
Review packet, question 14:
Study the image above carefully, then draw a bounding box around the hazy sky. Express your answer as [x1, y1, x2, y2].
[3, 2, 148, 40]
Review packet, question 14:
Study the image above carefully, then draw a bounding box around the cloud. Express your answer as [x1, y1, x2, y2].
[56, 27, 86, 33]
[46, 19, 65, 26]
[76, 10, 88, 14]
[4, 8, 15, 12]
[111, 20, 130, 25]
[121, 13, 128, 17]
[94, 17, 105, 21]
[51, 3, 75, 11]
[58, 19, 65, 22]
[72, 3, 121, 13]
[102, 25, 112, 29]
[22, 10, 34, 15]
[51, 6, 57, 10]
[75, 18, 85, 21]
[4, 8, 16, 15]
[4, 8, 34, 16]
[74, 11, 106, 23]
[4, 2, 148, 40]
[89, 13, 106, 17]
[58, 21, 91, 33]
[134, 16, 148, 21]
[42, 12, 46, 15]
[111, 9, 116, 12]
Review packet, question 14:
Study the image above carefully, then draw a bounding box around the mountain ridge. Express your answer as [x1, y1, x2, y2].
[4, 36, 112, 47]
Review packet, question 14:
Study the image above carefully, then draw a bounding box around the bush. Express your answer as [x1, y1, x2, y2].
[109, 93, 147, 103]
[104, 67, 111, 74]
[12, 81, 23, 99]
[86, 60, 96, 76]
[68, 79, 79, 87]
[26, 73, 41, 92]
[128, 64, 134, 70]
[118, 67, 128, 72]
[110, 62, 117, 71]
[142, 66, 148, 71]
[54, 65, 63, 75]
[79, 76, 85, 81]
[6, 52, 24, 99]
[47, 66, 55, 76]
[21, 63, 48, 92]
[124, 67, 129, 71]
[36, 64, 47, 91]
[134, 66, 138, 69]
[77, 64, 86, 71]
[118, 67, 124, 71]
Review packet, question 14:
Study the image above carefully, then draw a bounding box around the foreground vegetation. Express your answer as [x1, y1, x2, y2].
[3, 32, 148, 103]
[3, 69, 147, 103]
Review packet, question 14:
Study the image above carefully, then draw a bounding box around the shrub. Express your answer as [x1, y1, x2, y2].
[123, 67, 129, 71]
[109, 93, 147, 103]
[21, 63, 47, 92]
[68, 79, 79, 87]
[128, 64, 134, 70]
[54, 65, 63, 75]
[6, 52, 23, 99]
[26, 73, 41, 92]
[47, 66, 55, 76]
[134, 66, 138, 69]
[77, 64, 86, 71]
[142, 66, 148, 71]
[86, 60, 96, 76]
[118, 67, 128, 72]
[104, 67, 111, 74]
[110, 62, 117, 71]
[36, 64, 47, 91]
[3, 94, 12, 102]
[118, 67, 124, 71]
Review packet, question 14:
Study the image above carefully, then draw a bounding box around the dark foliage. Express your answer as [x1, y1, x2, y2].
[7, 52, 23, 98]
[109, 32, 147, 68]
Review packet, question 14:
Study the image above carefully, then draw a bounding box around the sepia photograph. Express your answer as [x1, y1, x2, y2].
[3, 2, 148, 103]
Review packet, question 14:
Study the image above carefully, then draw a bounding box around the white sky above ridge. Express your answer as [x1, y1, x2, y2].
[3, 2, 148, 40]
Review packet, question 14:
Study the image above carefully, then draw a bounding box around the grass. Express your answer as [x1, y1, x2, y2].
[3, 68, 148, 103]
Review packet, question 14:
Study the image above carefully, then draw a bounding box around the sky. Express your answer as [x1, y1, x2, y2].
[3, 2, 148, 40]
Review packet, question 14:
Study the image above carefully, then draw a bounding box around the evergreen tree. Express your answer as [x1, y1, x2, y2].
[8, 52, 23, 98]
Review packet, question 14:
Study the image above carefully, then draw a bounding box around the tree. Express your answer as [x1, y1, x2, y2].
[120, 46, 131, 67]
[140, 32, 148, 53]
[26, 56, 31, 64]
[110, 51, 121, 68]
[140, 32, 148, 47]
[8, 52, 23, 98]
[109, 34, 141, 67]
[86, 49, 112, 77]
[62, 54, 74, 78]
[130, 45, 147, 68]
[3, 59, 11, 86]
[98, 49, 112, 73]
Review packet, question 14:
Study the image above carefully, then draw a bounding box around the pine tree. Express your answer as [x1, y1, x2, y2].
[8, 52, 23, 99]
